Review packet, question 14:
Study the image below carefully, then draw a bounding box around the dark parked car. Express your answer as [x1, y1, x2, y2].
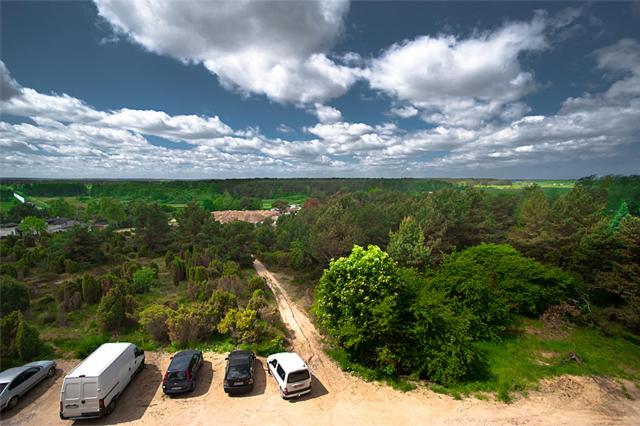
[223, 350, 255, 395]
[162, 350, 202, 395]
[0, 360, 56, 411]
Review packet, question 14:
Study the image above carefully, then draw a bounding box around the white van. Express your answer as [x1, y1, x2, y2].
[60, 342, 145, 419]
[266, 352, 312, 399]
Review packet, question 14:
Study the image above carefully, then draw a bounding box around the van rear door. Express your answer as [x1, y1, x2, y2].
[61, 378, 82, 418]
[80, 379, 99, 413]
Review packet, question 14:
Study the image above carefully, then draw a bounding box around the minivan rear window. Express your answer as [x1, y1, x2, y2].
[83, 382, 97, 397]
[287, 370, 310, 383]
[65, 383, 80, 398]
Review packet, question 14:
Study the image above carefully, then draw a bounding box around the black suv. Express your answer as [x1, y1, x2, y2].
[223, 350, 255, 395]
[162, 350, 203, 395]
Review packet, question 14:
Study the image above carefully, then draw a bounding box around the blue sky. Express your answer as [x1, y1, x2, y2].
[1, 1, 639, 179]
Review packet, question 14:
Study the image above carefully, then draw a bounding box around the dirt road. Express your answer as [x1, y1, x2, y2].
[1, 262, 639, 425]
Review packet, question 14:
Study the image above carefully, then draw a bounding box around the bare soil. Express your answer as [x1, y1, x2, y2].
[2, 261, 639, 425]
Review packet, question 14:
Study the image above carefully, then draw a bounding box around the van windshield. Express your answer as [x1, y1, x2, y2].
[287, 370, 310, 383]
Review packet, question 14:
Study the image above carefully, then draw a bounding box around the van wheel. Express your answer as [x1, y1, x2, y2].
[47, 367, 55, 378]
[106, 399, 116, 415]
[7, 396, 18, 409]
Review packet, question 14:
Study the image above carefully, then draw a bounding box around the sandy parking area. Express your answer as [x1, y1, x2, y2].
[1, 261, 639, 425]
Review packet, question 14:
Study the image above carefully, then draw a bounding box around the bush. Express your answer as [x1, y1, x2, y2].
[139, 304, 171, 343]
[0, 264, 17, 278]
[72, 334, 109, 358]
[63, 258, 78, 273]
[222, 261, 240, 277]
[430, 244, 578, 339]
[209, 289, 238, 323]
[0, 311, 21, 361]
[132, 267, 158, 294]
[97, 286, 126, 332]
[248, 275, 267, 292]
[247, 289, 267, 311]
[16, 315, 42, 361]
[0, 276, 30, 315]
[81, 274, 102, 304]
[217, 308, 260, 343]
[314, 245, 404, 373]
[166, 305, 209, 347]
[172, 258, 186, 285]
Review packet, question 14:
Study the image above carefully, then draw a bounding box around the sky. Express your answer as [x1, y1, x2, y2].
[1, 1, 639, 179]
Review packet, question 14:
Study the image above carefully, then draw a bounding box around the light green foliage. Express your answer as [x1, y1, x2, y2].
[315, 245, 403, 372]
[387, 216, 430, 269]
[18, 216, 47, 236]
[609, 201, 629, 231]
[190, 266, 208, 283]
[48, 198, 76, 219]
[139, 304, 171, 343]
[81, 274, 101, 304]
[132, 267, 158, 294]
[247, 289, 267, 311]
[97, 286, 126, 332]
[208, 289, 238, 323]
[0, 275, 30, 314]
[222, 260, 240, 277]
[217, 308, 260, 343]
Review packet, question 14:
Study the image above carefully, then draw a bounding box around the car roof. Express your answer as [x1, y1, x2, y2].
[268, 352, 307, 372]
[228, 350, 253, 366]
[0, 361, 51, 382]
[168, 350, 199, 370]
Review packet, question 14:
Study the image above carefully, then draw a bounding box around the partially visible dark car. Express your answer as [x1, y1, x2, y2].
[162, 350, 202, 395]
[223, 350, 255, 395]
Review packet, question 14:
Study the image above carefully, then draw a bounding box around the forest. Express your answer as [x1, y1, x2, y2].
[0, 175, 639, 400]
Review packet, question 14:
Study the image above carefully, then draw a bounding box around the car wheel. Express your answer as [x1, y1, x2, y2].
[7, 396, 18, 409]
[47, 367, 55, 378]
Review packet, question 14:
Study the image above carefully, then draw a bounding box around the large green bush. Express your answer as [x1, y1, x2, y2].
[0, 276, 30, 315]
[81, 274, 102, 305]
[315, 245, 404, 372]
[431, 244, 578, 339]
[16, 317, 42, 361]
[139, 304, 171, 343]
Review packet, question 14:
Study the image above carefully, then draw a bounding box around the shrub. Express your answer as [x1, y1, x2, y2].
[209, 289, 238, 323]
[248, 275, 267, 292]
[0, 311, 20, 361]
[314, 245, 404, 373]
[217, 275, 244, 297]
[187, 280, 216, 302]
[222, 260, 240, 277]
[63, 258, 78, 273]
[96, 286, 126, 332]
[139, 304, 170, 343]
[16, 315, 42, 361]
[190, 266, 208, 283]
[217, 308, 260, 343]
[247, 289, 267, 311]
[132, 267, 157, 294]
[81, 274, 102, 304]
[172, 258, 186, 285]
[73, 334, 109, 358]
[0, 276, 30, 315]
[99, 274, 118, 295]
[0, 264, 17, 278]
[166, 305, 209, 347]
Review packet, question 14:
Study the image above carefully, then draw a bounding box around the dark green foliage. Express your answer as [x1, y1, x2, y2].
[81, 274, 101, 304]
[172, 258, 186, 285]
[609, 201, 629, 232]
[132, 267, 157, 293]
[209, 289, 238, 323]
[97, 286, 126, 332]
[408, 287, 476, 385]
[0, 263, 17, 278]
[0, 311, 21, 363]
[247, 289, 267, 311]
[431, 244, 577, 338]
[16, 316, 42, 361]
[132, 201, 169, 253]
[315, 245, 403, 372]
[0, 276, 30, 315]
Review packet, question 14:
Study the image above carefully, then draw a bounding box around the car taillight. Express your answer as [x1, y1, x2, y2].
[59, 401, 63, 412]
[283, 387, 289, 394]
[186, 369, 191, 380]
[163, 371, 169, 383]
[99, 399, 105, 411]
